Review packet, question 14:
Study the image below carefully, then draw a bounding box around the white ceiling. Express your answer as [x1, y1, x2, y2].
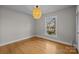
[2, 5, 74, 15]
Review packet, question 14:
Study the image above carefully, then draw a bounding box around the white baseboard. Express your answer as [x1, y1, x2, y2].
[0, 35, 73, 47]
[0, 35, 34, 46]
[35, 35, 72, 46]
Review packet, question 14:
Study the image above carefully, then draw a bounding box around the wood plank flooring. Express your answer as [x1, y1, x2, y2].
[0, 37, 77, 54]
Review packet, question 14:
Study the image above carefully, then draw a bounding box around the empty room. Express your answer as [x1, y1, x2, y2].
[0, 5, 78, 54]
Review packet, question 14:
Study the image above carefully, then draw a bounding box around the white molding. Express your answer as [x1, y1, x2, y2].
[36, 35, 72, 46]
[0, 35, 73, 47]
[0, 35, 34, 46]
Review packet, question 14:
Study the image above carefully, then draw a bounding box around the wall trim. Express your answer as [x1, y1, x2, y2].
[0, 35, 34, 47]
[0, 35, 73, 47]
[35, 35, 72, 46]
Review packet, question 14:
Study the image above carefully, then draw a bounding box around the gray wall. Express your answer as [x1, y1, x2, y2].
[36, 6, 76, 44]
[78, 6, 79, 32]
[0, 7, 35, 45]
[0, 7, 2, 44]
[78, 13, 79, 51]
[77, 6, 79, 51]
[0, 6, 76, 46]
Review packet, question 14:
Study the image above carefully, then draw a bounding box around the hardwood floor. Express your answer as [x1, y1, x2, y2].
[0, 37, 77, 54]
